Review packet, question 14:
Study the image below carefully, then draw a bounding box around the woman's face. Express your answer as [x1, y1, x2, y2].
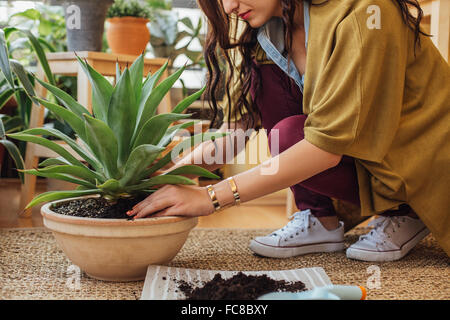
[221, 0, 283, 28]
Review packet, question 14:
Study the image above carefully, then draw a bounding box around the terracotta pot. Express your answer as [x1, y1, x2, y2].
[106, 17, 150, 56]
[41, 196, 197, 281]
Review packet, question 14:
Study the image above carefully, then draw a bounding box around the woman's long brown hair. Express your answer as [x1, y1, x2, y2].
[197, 0, 430, 130]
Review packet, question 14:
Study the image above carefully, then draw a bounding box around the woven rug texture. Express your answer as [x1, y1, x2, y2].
[0, 227, 448, 300]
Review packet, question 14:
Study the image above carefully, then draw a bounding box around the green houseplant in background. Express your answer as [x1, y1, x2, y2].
[1, 30, 228, 280]
[106, 0, 152, 55]
[148, 1, 205, 68]
[0, 4, 81, 177]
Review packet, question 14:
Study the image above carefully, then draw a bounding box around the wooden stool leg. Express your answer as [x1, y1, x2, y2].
[19, 68, 46, 217]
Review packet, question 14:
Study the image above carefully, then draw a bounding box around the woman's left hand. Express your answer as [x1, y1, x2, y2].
[127, 184, 216, 219]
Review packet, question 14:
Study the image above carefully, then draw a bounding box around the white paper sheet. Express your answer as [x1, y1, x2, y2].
[140, 265, 332, 300]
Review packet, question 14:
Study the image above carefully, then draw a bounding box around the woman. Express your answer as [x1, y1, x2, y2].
[129, 0, 450, 262]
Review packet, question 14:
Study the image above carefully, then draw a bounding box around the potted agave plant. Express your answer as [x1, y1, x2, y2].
[4, 48, 227, 281]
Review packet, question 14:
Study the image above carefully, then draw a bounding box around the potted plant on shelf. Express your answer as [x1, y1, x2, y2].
[106, 0, 152, 56]
[1, 32, 228, 280]
[50, 0, 114, 52]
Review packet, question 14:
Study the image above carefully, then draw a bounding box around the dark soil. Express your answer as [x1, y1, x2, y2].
[51, 195, 148, 219]
[175, 272, 306, 300]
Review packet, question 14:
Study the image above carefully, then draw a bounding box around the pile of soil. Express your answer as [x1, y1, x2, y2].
[175, 272, 306, 300]
[51, 195, 148, 219]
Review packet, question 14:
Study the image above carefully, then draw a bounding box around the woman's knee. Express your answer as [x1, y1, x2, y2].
[268, 115, 307, 156]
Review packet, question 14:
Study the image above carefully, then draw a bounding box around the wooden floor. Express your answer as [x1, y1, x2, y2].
[0, 178, 289, 229]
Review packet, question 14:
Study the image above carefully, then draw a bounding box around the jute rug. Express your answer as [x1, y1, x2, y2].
[0, 227, 448, 300]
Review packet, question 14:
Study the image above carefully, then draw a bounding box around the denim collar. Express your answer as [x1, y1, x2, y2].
[256, 0, 310, 93]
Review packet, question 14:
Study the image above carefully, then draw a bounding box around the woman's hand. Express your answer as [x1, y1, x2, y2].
[127, 184, 216, 219]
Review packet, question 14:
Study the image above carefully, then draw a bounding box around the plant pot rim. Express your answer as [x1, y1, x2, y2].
[41, 195, 192, 227]
[107, 16, 150, 23]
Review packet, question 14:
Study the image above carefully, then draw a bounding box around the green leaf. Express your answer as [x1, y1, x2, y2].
[0, 29, 14, 89]
[34, 77, 89, 119]
[2, 115, 23, 133]
[4, 27, 55, 86]
[35, 97, 87, 141]
[125, 174, 196, 192]
[18, 170, 97, 189]
[21, 164, 100, 185]
[107, 68, 136, 167]
[165, 165, 220, 179]
[24, 189, 102, 210]
[135, 64, 183, 135]
[132, 113, 192, 149]
[96, 179, 122, 193]
[115, 61, 121, 79]
[119, 144, 165, 186]
[0, 88, 14, 111]
[83, 113, 119, 179]
[139, 132, 230, 179]
[0, 138, 25, 183]
[75, 55, 113, 123]
[157, 120, 200, 148]
[39, 157, 71, 167]
[7, 132, 86, 168]
[136, 61, 168, 125]
[10, 8, 41, 20]
[128, 53, 144, 103]
[171, 86, 206, 114]
[20, 127, 102, 172]
[9, 60, 38, 104]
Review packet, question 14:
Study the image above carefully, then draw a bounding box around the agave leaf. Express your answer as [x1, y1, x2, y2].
[171, 86, 206, 114]
[107, 68, 136, 167]
[18, 170, 96, 189]
[75, 56, 113, 123]
[165, 165, 220, 179]
[139, 132, 230, 179]
[128, 53, 144, 103]
[125, 174, 196, 192]
[0, 138, 25, 183]
[0, 29, 14, 89]
[83, 113, 119, 179]
[24, 189, 102, 210]
[132, 113, 192, 149]
[7, 133, 86, 168]
[35, 97, 87, 141]
[20, 127, 102, 172]
[96, 178, 123, 194]
[21, 164, 101, 185]
[135, 65, 184, 135]
[119, 144, 165, 186]
[34, 77, 89, 119]
[115, 61, 121, 80]
[157, 120, 200, 148]
[39, 157, 71, 167]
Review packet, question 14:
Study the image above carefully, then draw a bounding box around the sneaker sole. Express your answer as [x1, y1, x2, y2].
[346, 228, 430, 262]
[249, 240, 346, 258]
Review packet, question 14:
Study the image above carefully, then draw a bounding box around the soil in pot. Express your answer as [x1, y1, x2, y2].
[175, 272, 306, 300]
[51, 195, 148, 219]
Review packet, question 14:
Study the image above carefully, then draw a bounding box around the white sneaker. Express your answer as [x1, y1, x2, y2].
[346, 215, 429, 262]
[249, 209, 345, 258]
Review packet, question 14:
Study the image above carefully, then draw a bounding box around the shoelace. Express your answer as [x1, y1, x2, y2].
[359, 216, 406, 249]
[270, 210, 314, 238]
